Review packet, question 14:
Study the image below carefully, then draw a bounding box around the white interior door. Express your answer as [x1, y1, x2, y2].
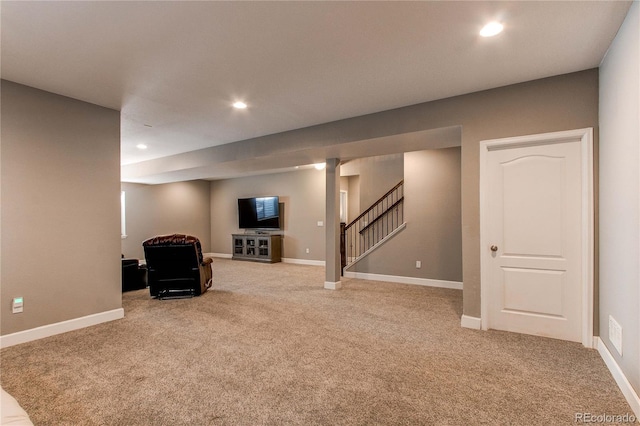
[480, 129, 593, 345]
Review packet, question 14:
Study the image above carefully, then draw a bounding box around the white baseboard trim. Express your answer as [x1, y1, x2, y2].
[282, 258, 326, 266]
[206, 252, 232, 259]
[461, 315, 482, 330]
[324, 281, 342, 290]
[207, 254, 325, 266]
[342, 271, 463, 290]
[596, 337, 640, 419]
[0, 308, 125, 349]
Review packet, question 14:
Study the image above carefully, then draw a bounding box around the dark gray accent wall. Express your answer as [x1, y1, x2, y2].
[210, 168, 326, 260]
[1, 80, 121, 336]
[121, 181, 211, 260]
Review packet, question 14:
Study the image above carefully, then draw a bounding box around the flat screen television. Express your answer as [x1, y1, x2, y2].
[237, 196, 281, 229]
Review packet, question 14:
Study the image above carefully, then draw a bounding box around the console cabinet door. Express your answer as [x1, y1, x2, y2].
[234, 237, 245, 255]
[258, 238, 270, 258]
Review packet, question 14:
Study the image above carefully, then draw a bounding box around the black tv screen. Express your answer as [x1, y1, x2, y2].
[238, 196, 281, 229]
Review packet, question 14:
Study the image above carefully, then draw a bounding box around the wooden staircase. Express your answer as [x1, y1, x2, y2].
[341, 180, 405, 272]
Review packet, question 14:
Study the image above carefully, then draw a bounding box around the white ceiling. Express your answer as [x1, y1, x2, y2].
[1, 1, 631, 178]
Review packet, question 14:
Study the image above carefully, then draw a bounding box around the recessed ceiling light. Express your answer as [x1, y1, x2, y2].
[136, 144, 148, 150]
[480, 22, 504, 37]
[233, 101, 248, 109]
[314, 163, 326, 170]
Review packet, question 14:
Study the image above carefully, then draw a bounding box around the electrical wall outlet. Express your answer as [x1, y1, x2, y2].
[317, 221, 323, 227]
[306, 248, 310, 253]
[609, 315, 622, 356]
[416, 261, 422, 269]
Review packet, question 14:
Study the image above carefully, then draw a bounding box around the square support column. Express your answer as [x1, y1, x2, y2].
[324, 158, 341, 290]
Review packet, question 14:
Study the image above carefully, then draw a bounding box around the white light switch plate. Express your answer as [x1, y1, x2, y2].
[12, 297, 24, 314]
[609, 315, 622, 356]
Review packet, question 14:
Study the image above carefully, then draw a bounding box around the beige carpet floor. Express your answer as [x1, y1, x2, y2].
[1, 259, 636, 425]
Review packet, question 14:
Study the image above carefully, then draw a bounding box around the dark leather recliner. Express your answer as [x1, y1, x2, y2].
[142, 234, 213, 299]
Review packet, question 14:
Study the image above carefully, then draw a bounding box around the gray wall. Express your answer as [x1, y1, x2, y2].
[208, 149, 461, 283]
[349, 148, 462, 282]
[343, 154, 404, 209]
[1, 80, 121, 336]
[452, 71, 599, 317]
[142, 69, 598, 318]
[210, 168, 326, 260]
[2, 68, 603, 343]
[121, 181, 211, 260]
[599, 2, 639, 394]
[185, 70, 599, 319]
[347, 175, 360, 224]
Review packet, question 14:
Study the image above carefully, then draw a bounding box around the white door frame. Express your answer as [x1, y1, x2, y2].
[479, 128, 594, 348]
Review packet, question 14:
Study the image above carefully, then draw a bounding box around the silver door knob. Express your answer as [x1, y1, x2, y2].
[490, 245, 498, 252]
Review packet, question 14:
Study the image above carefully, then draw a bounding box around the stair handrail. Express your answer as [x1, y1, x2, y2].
[342, 180, 405, 271]
[345, 180, 404, 229]
[357, 196, 404, 234]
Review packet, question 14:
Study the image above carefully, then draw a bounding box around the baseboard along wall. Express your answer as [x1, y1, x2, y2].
[2, 281, 638, 421]
[282, 258, 326, 266]
[206, 253, 232, 259]
[210, 256, 463, 292]
[0, 308, 124, 349]
[596, 337, 640, 419]
[324, 281, 342, 290]
[460, 315, 482, 330]
[454, 326, 640, 419]
[207, 253, 325, 266]
[343, 271, 463, 290]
